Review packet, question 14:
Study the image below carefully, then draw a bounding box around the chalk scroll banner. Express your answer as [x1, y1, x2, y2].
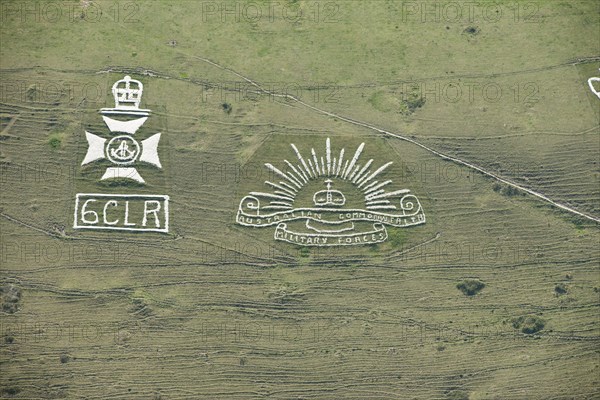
[276, 223, 388, 246]
[238, 195, 425, 246]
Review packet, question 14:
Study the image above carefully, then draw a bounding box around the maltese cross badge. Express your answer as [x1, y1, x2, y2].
[81, 75, 162, 184]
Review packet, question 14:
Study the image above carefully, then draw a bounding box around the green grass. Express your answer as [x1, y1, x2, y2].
[1, 0, 599, 398]
[47, 132, 64, 149]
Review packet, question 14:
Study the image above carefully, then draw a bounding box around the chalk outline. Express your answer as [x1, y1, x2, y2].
[73, 193, 169, 233]
[236, 138, 425, 246]
[588, 69, 600, 99]
[237, 195, 426, 228]
[106, 135, 141, 165]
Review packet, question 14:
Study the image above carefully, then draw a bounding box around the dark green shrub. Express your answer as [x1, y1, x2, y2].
[299, 247, 310, 258]
[26, 85, 37, 101]
[1, 284, 21, 313]
[3, 386, 20, 396]
[554, 283, 568, 295]
[406, 96, 426, 112]
[1, 284, 21, 303]
[457, 279, 485, 296]
[512, 315, 545, 334]
[388, 228, 406, 247]
[48, 135, 62, 149]
[222, 103, 232, 114]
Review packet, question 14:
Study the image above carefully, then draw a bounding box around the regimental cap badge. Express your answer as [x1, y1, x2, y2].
[83, 76, 162, 184]
[73, 74, 170, 234]
[236, 137, 426, 247]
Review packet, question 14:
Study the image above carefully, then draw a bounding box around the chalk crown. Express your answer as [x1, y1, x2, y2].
[112, 75, 144, 109]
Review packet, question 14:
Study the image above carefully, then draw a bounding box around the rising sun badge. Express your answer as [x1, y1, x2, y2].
[236, 138, 426, 246]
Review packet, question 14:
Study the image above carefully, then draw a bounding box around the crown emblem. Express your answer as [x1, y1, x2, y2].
[113, 75, 143, 109]
[100, 75, 151, 117]
[313, 179, 346, 207]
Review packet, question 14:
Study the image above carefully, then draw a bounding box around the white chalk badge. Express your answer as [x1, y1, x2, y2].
[73, 76, 169, 233]
[236, 138, 425, 246]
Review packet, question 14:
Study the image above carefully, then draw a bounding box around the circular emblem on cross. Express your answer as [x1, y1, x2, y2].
[106, 135, 140, 165]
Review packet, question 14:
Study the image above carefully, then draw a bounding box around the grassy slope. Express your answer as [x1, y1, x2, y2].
[1, 0, 599, 399]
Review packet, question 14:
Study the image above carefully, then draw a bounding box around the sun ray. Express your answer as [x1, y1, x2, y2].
[279, 181, 298, 193]
[348, 164, 361, 181]
[308, 159, 318, 179]
[365, 189, 385, 198]
[367, 189, 410, 201]
[355, 169, 371, 185]
[297, 164, 309, 181]
[311, 148, 321, 176]
[284, 160, 308, 184]
[363, 180, 380, 191]
[341, 159, 350, 177]
[364, 180, 393, 194]
[274, 190, 294, 198]
[265, 181, 296, 197]
[366, 205, 398, 210]
[358, 161, 393, 188]
[343, 142, 365, 180]
[352, 159, 373, 183]
[265, 163, 302, 189]
[307, 158, 317, 177]
[263, 205, 294, 210]
[290, 143, 313, 179]
[336, 148, 345, 176]
[326, 137, 331, 176]
[365, 199, 392, 205]
[269, 201, 293, 206]
[263, 139, 408, 212]
[242, 137, 427, 243]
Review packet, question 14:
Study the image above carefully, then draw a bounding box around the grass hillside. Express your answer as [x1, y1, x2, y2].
[1, 1, 599, 398]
